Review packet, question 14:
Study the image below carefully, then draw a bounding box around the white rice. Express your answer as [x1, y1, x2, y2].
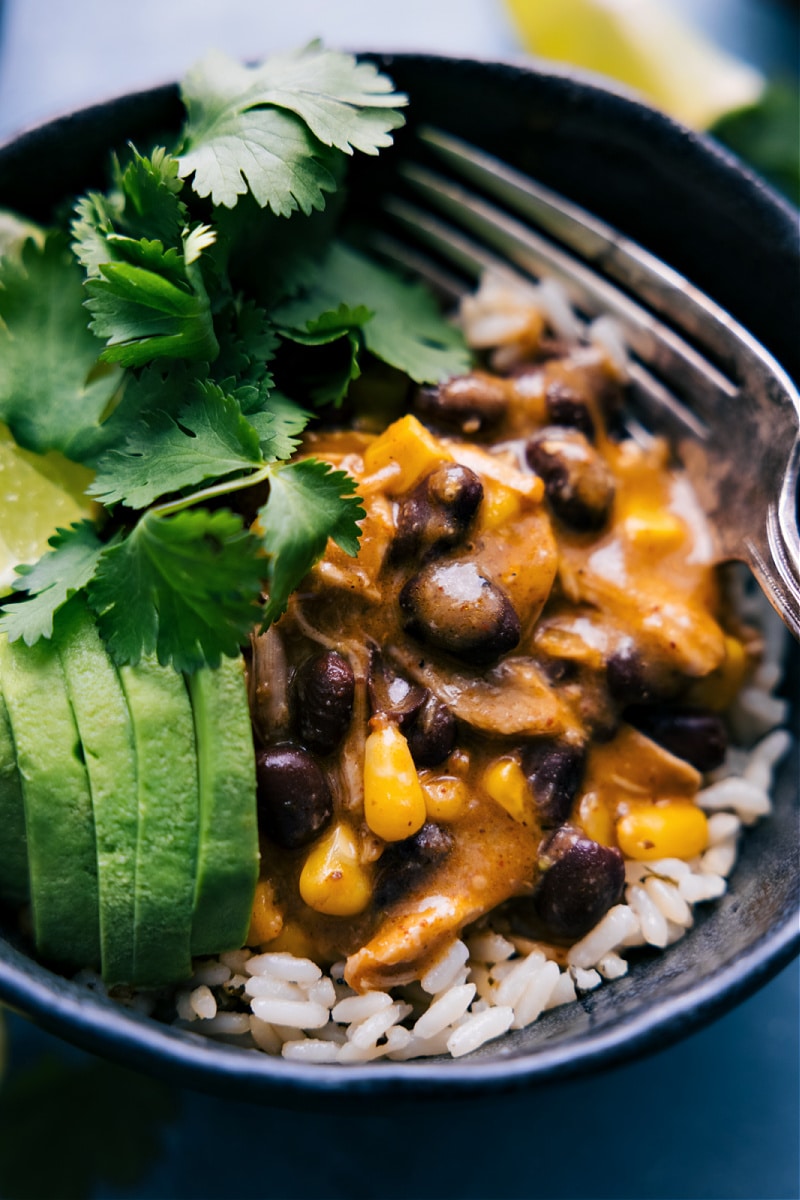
[158, 657, 790, 1064]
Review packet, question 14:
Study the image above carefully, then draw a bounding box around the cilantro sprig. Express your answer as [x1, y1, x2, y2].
[0, 43, 471, 671]
[178, 44, 407, 212]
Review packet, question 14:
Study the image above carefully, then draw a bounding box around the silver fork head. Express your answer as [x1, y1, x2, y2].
[372, 127, 800, 641]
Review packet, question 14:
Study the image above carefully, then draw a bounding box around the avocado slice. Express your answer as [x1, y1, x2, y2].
[0, 682, 28, 906]
[188, 654, 259, 956]
[119, 656, 198, 986]
[57, 600, 138, 986]
[0, 632, 99, 966]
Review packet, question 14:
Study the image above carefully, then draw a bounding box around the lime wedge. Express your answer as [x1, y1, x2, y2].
[0, 424, 96, 595]
[0, 210, 44, 260]
[505, 0, 764, 129]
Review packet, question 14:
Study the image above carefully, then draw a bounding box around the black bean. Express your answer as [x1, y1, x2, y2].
[393, 464, 483, 562]
[606, 642, 679, 707]
[374, 822, 454, 908]
[413, 372, 508, 434]
[256, 743, 333, 849]
[545, 379, 596, 440]
[406, 693, 457, 767]
[293, 651, 355, 756]
[532, 825, 625, 941]
[368, 651, 427, 728]
[526, 426, 615, 531]
[521, 741, 586, 827]
[400, 560, 521, 665]
[427, 463, 483, 516]
[625, 706, 728, 773]
[368, 652, 456, 766]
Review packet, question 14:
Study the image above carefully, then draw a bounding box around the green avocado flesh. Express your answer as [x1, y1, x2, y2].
[119, 656, 199, 987]
[0, 612, 259, 986]
[0, 632, 100, 966]
[0, 682, 29, 906]
[57, 600, 138, 986]
[189, 656, 259, 956]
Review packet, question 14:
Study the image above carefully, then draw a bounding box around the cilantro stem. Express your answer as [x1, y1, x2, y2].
[152, 463, 273, 518]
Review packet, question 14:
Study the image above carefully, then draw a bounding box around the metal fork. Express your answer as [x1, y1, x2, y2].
[369, 126, 800, 642]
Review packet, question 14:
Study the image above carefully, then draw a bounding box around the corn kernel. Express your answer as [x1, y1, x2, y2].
[362, 414, 450, 495]
[477, 478, 522, 532]
[577, 791, 617, 847]
[422, 775, 470, 822]
[261, 920, 318, 960]
[482, 757, 534, 827]
[247, 879, 284, 946]
[363, 717, 427, 841]
[617, 801, 709, 861]
[687, 635, 748, 711]
[299, 823, 372, 917]
[623, 508, 685, 551]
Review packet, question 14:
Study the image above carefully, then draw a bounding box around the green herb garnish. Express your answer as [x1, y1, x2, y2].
[0, 42, 472, 671]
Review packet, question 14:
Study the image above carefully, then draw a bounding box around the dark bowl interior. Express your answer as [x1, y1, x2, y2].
[0, 53, 797, 1103]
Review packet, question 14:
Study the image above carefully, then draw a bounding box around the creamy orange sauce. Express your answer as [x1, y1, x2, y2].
[247, 347, 752, 989]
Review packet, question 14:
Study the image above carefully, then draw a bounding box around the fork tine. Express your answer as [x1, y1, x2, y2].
[415, 128, 800, 424]
[393, 165, 736, 422]
[366, 230, 467, 307]
[415, 127, 765, 383]
[374, 198, 709, 443]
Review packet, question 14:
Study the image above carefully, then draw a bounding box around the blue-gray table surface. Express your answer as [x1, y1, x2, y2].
[0, 2, 797, 1198]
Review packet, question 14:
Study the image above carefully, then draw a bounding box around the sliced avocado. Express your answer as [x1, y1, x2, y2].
[0, 682, 28, 906]
[57, 600, 138, 986]
[119, 656, 198, 986]
[188, 654, 259, 956]
[0, 632, 99, 965]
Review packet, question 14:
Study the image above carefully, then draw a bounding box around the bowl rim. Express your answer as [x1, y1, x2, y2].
[0, 886, 797, 1102]
[0, 50, 797, 1101]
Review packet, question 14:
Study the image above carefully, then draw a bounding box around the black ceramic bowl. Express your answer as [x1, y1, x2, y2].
[0, 54, 797, 1103]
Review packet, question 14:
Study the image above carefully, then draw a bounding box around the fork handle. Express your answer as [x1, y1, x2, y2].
[747, 438, 800, 642]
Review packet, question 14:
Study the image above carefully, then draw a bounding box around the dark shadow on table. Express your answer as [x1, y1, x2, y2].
[0, 961, 797, 1200]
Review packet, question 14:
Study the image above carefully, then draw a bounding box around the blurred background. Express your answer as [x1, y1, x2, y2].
[0, 0, 797, 200]
[0, 2, 798, 1198]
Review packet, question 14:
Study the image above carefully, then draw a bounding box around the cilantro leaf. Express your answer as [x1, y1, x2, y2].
[177, 46, 406, 212]
[201, 43, 407, 154]
[277, 302, 373, 406]
[213, 298, 278, 389]
[280, 302, 373, 346]
[88, 508, 263, 671]
[0, 521, 109, 643]
[114, 146, 186, 245]
[245, 389, 311, 460]
[84, 232, 219, 367]
[273, 243, 472, 384]
[217, 189, 346, 308]
[73, 148, 187, 276]
[257, 458, 364, 624]
[89, 381, 264, 509]
[72, 191, 119, 275]
[83, 361, 200, 462]
[0, 232, 120, 459]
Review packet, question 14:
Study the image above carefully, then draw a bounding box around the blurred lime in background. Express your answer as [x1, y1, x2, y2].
[0, 425, 95, 595]
[505, 0, 799, 202]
